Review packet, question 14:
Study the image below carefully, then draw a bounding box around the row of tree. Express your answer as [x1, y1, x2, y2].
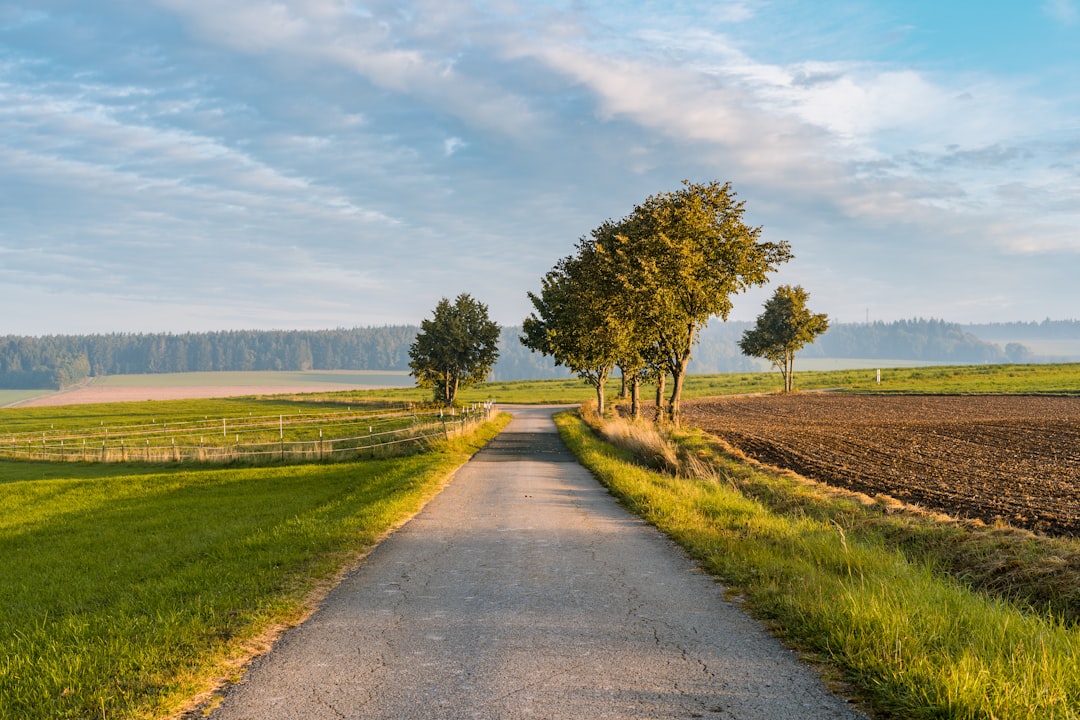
[0, 328, 419, 389]
[803, 319, 1025, 363]
[521, 180, 794, 424]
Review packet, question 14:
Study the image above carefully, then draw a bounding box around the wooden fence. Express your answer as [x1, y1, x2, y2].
[0, 402, 495, 465]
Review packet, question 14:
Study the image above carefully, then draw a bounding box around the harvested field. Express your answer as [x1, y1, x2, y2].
[683, 393, 1080, 536]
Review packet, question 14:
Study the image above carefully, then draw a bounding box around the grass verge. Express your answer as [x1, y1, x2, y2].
[556, 410, 1080, 719]
[0, 413, 510, 720]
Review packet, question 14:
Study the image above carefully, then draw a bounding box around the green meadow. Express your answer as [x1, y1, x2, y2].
[2, 362, 1079, 719]
[0, 406, 509, 720]
[469, 362, 1080, 403]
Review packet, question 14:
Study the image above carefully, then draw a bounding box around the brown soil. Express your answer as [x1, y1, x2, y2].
[683, 394, 1080, 536]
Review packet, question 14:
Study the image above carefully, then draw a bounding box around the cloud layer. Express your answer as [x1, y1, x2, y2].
[1, 0, 1077, 333]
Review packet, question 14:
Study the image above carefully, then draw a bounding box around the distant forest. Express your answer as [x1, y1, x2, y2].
[2, 319, 1077, 390]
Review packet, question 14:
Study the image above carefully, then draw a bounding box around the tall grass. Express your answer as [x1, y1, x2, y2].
[557, 410, 1080, 719]
[0, 414, 510, 720]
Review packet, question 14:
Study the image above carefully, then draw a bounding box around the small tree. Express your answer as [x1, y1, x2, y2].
[521, 242, 627, 416]
[739, 284, 829, 393]
[409, 293, 500, 406]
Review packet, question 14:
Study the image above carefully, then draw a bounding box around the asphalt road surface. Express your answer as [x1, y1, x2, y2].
[205, 405, 866, 720]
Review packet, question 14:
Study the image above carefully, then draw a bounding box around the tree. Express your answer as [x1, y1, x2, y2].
[408, 294, 500, 406]
[603, 180, 792, 424]
[738, 284, 829, 393]
[522, 240, 628, 415]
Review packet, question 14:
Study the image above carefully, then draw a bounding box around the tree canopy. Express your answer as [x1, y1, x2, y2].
[408, 294, 500, 406]
[738, 284, 829, 392]
[522, 236, 630, 415]
[525, 179, 792, 424]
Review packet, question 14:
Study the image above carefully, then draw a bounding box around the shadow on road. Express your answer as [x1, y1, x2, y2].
[471, 431, 577, 462]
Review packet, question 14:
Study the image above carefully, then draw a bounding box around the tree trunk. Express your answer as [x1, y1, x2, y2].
[654, 373, 666, 423]
[666, 323, 696, 427]
[630, 374, 641, 421]
[587, 367, 610, 416]
[594, 373, 608, 416]
[667, 351, 692, 427]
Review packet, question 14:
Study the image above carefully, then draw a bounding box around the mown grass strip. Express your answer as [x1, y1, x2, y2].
[555, 411, 1080, 719]
[0, 413, 510, 720]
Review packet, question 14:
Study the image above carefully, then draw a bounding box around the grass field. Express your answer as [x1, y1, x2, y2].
[0, 411, 510, 720]
[7, 361, 1078, 412]
[2, 362, 1079, 719]
[459, 362, 1080, 404]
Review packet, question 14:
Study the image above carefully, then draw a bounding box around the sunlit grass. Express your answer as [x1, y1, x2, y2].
[0, 414, 510, 720]
[557, 410, 1080, 719]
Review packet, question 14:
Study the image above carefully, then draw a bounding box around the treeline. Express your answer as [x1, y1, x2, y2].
[964, 319, 1080, 340]
[800, 319, 1030, 364]
[0, 328, 420, 390]
[0, 326, 570, 390]
[0, 318, 1058, 391]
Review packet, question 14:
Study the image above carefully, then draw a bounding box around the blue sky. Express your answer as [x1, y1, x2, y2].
[1, 1, 1077, 334]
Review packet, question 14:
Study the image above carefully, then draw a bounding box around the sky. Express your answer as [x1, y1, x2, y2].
[1, 0, 1078, 335]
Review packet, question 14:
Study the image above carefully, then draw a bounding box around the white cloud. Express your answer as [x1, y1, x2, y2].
[2, 0, 1079, 333]
[153, 0, 545, 139]
[443, 136, 465, 156]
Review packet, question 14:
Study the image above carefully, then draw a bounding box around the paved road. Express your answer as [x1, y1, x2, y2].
[205, 406, 865, 720]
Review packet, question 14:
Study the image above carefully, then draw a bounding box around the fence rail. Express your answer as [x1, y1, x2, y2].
[0, 402, 496, 465]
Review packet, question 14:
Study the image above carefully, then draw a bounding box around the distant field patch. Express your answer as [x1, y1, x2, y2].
[980, 338, 1080, 358]
[94, 370, 411, 388]
[0, 390, 49, 407]
[20, 371, 413, 407]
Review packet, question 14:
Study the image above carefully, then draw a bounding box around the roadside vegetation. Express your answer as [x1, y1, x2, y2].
[0, 409, 510, 720]
[557, 406, 1080, 718]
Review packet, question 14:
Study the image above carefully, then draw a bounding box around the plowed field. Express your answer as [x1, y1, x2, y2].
[683, 394, 1080, 536]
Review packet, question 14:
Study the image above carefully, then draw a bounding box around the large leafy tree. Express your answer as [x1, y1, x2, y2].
[738, 284, 829, 393]
[408, 294, 500, 406]
[605, 180, 792, 424]
[521, 239, 628, 415]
